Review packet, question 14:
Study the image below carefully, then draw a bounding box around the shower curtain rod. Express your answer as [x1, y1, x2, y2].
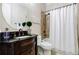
[44, 3, 77, 13]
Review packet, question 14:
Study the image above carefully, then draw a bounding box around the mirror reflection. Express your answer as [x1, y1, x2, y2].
[2, 3, 30, 29]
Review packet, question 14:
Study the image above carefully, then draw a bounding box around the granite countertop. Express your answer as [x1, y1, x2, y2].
[0, 34, 37, 43]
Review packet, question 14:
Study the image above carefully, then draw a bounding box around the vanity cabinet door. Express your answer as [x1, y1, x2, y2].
[14, 41, 21, 55]
[20, 43, 35, 55]
[14, 38, 35, 55]
[19, 38, 35, 55]
[0, 43, 14, 55]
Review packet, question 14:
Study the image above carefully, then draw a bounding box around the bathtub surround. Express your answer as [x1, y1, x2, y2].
[41, 12, 47, 38]
[49, 3, 78, 54]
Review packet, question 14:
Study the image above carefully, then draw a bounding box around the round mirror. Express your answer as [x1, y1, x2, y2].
[2, 3, 30, 29]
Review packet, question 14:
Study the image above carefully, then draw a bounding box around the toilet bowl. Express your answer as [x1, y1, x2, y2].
[37, 36, 52, 55]
[40, 41, 52, 50]
[40, 41, 52, 55]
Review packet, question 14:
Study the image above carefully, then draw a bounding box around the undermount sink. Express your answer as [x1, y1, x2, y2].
[15, 36, 32, 40]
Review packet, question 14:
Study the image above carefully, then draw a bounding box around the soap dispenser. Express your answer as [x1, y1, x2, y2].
[3, 28, 10, 41]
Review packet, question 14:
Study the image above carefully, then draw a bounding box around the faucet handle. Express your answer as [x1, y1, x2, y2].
[19, 28, 22, 31]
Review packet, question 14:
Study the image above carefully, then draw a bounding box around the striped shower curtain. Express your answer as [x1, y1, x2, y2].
[50, 4, 78, 54]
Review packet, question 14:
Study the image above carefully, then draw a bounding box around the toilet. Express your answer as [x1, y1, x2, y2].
[37, 35, 52, 55]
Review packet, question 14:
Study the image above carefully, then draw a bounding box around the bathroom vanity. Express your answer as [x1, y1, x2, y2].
[0, 31, 37, 55]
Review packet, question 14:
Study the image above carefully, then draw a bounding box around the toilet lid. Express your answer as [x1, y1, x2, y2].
[40, 41, 52, 50]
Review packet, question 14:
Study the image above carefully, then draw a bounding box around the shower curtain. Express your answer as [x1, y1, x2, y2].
[50, 4, 78, 54]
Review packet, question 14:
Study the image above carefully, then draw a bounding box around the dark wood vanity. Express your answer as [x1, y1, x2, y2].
[0, 31, 37, 55]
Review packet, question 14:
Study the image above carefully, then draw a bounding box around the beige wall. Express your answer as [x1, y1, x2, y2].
[45, 3, 71, 11]
[77, 4, 79, 37]
[29, 3, 46, 35]
[77, 4, 79, 49]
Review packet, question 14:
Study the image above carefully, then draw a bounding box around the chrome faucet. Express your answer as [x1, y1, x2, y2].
[19, 28, 23, 36]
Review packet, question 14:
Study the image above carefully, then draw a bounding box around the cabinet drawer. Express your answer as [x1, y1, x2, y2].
[20, 39, 34, 47]
[14, 39, 34, 49]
